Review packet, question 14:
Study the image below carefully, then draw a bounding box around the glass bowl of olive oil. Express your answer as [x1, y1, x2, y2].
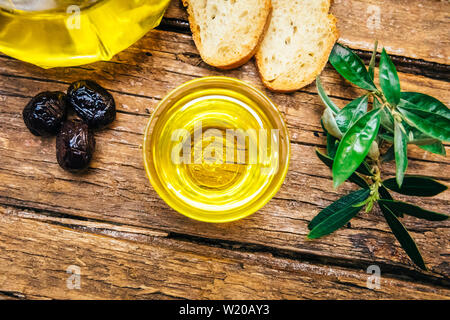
[0, 0, 171, 68]
[143, 77, 290, 223]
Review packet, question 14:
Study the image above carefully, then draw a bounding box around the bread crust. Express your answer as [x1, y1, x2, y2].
[183, 0, 272, 70]
[255, 2, 339, 92]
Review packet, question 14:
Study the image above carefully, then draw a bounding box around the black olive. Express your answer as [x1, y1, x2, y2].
[56, 120, 96, 172]
[22, 91, 67, 136]
[67, 80, 116, 129]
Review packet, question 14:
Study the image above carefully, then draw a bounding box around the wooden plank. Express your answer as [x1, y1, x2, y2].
[0, 205, 448, 299]
[164, 0, 450, 65]
[0, 10, 449, 291]
[1, 29, 449, 104]
[0, 72, 448, 280]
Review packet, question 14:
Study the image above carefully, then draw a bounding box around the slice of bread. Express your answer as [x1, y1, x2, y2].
[256, 0, 338, 92]
[183, 0, 272, 70]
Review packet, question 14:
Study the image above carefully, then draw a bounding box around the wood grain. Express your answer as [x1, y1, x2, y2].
[164, 0, 450, 65]
[0, 44, 448, 278]
[0, 205, 449, 299]
[0, 0, 449, 300]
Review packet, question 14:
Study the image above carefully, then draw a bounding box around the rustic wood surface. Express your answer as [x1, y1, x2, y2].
[0, 0, 449, 299]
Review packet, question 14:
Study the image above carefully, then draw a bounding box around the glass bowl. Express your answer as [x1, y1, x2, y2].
[143, 76, 290, 223]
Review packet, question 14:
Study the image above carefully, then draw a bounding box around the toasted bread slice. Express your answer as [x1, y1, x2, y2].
[256, 0, 338, 92]
[183, 0, 272, 70]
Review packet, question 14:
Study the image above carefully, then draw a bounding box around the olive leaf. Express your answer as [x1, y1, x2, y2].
[383, 176, 448, 197]
[418, 141, 446, 156]
[329, 44, 377, 91]
[404, 123, 439, 146]
[379, 132, 394, 143]
[315, 150, 369, 188]
[378, 185, 403, 217]
[321, 119, 339, 158]
[398, 92, 450, 119]
[379, 48, 401, 106]
[394, 120, 408, 187]
[379, 203, 427, 270]
[308, 189, 370, 239]
[399, 108, 450, 142]
[327, 134, 339, 158]
[308, 188, 370, 231]
[379, 185, 393, 200]
[397, 92, 450, 142]
[378, 199, 449, 221]
[332, 108, 381, 188]
[335, 95, 369, 133]
[316, 77, 340, 114]
[368, 40, 378, 80]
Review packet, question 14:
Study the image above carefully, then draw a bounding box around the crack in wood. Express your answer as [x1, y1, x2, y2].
[0, 290, 26, 299]
[164, 232, 450, 288]
[2, 201, 448, 287]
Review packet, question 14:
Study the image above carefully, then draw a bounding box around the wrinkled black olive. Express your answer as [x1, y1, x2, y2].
[67, 80, 116, 129]
[22, 91, 67, 136]
[56, 120, 96, 172]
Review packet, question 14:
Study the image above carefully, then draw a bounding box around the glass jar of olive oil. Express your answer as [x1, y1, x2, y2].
[0, 0, 171, 68]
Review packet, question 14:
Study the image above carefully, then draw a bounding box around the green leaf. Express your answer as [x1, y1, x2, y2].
[404, 123, 439, 146]
[316, 77, 340, 114]
[379, 186, 393, 200]
[378, 199, 449, 221]
[321, 119, 339, 158]
[379, 203, 427, 270]
[329, 43, 377, 91]
[326, 134, 339, 158]
[398, 92, 450, 120]
[315, 150, 370, 188]
[379, 132, 394, 143]
[308, 189, 370, 239]
[368, 40, 378, 80]
[356, 161, 374, 177]
[394, 121, 408, 187]
[317, 148, 373, 176]
[308, 189, 370, 231]
[335, 95, 369, 133]
[383, 176, 448, 197]
[418, 141, 446, 156]
[332, 109, 381, 188]
[398, 107, 450, 142]
[379, 48, 401, 106]
[378, 184, 402, 216]
[397, 92, 450, 142]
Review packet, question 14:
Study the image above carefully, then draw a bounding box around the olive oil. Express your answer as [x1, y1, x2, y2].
[0, 0, 170, 68]
[143, 77, 290, 223]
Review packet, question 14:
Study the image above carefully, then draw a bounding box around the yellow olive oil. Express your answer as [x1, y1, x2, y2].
[0, 0, 171, 68]
[144, 77, 290, 222]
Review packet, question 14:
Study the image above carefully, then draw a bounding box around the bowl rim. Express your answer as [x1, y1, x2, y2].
[143, 76, 291, 223]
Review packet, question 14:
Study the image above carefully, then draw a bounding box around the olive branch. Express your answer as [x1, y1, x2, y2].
[312, 41, 449, 270]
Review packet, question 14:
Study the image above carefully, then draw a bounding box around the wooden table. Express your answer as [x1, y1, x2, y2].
[0, 0, 449, 299]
